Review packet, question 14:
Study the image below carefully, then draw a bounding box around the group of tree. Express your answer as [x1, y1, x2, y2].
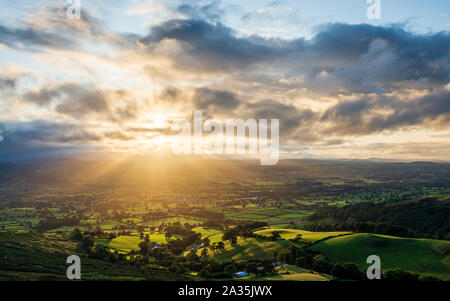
[308, 198, 450, 240]
[222, 221, 269, 240]
[37, 216, 80, 231]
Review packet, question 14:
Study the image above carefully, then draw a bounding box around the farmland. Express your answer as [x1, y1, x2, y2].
[0, 159, 449, 281]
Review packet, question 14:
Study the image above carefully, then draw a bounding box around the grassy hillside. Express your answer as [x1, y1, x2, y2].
[193, 236, 304, 262]
[309, 233, 450, 280]
[254, 228, 351, 243]
[0, 232, 196, 281]
[96, 232, 174, 253]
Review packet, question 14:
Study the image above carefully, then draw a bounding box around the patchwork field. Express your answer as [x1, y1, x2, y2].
[225, 207, 313, 225]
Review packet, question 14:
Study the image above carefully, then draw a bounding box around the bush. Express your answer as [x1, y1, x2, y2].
[312, 258, 332, 274]
[383, 269, 419, 281]
[247, 262, 257, 274]
[224, 264, 238, 277]
[206, 272, 229, 279]
[295, 257, 308, 268]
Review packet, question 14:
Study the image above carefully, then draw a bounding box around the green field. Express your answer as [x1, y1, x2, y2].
[309, 233, 450, 280]
[192, 227, 221, 236]
[196, 236, 304, 262]
[254, 228, 351, 243]
[97, 232, 177, 253]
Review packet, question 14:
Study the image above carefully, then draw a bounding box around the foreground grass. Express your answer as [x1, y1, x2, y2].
[0, 232, 196, 281]
[249, 265, 331, 281]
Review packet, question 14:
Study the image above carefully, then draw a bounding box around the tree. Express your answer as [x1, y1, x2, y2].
[263, 262, 274, 274]
[383, 269, 419, 281]
[247, 262, 257, 274]
[201, 248, 209, 259]
[217, 241, 225, 252]
[312, 258, 332, 274]
[92, 244, 109, 259]
[71, 227, 83, 240]
[202, 237, 210, 247]
[224, 264, 238, 277]
[271, 231, 281, 241]
[187, 249, 199, 261]
[144, 234, 150, 243]
[80, 235, 95, 252]
[108, 251, 119, 263]
[290, 246, 299, 264]
[342, 263, 362, 280]
[296, 257, 308, 268]
[138, 240, 150, 254]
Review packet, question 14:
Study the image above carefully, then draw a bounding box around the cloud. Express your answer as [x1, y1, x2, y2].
[141, 19, 279, 71]
[0, 4, 135, 51]
[0, 64, 27, 91]
[321, 88, 450, 136]
[141, 21, 450, 93]
[177, 1, 226, 23]
[0, 24, 75, 50]
[0, 121, 102, 144]
[1, 3, 450, 161]
[0, 78, 16, 90]
[305, 24, 450, 92]
[193, 88, 241, 112]
[0, 120, 104, 161]
[22, 82, 138, 121]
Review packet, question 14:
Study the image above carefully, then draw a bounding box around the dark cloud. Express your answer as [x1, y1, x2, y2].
[141, 19, 279, 71]
[0, 121, 101, 144]
[193, 88, 241, 112]
[23, 83, 110, 117]
[177, 1, 225, 23]
[54, 83, 110, 117]
[0, 78, 16, 90]
[242, 99, 317, 139]
[0, 120, 103, 161]
[23, 86, 61, 106]
[0, 24, 75, 50]
[142, 20, 449, 92]
[158, 86, 182, 102]
[104, 131, 133, 141]
[304, 24, 450, 93]
[22, 83, 138, 121]
[321, 88, 450, 135]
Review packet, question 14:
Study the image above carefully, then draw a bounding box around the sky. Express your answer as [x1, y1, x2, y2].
[0, 0, 449, 161]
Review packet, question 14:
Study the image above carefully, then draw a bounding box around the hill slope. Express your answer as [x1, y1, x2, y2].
[309, 233, 450, 280]
[0, 233, 196, 281]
